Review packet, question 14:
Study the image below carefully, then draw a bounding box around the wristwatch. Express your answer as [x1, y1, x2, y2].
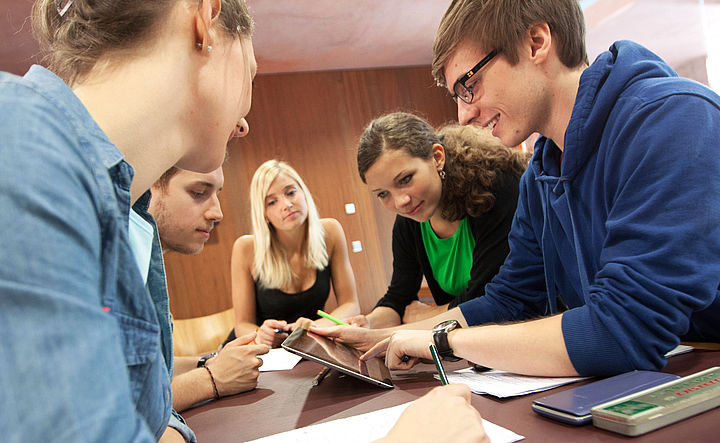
[433, 320, 462, 361]
[197, 352, 218, 368]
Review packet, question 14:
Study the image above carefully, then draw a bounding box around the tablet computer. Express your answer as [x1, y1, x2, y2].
[281, 327, 394, 389]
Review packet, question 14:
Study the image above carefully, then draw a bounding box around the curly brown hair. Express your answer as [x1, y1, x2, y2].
[357, 112, 529, 222]
[437, 123, 529, 220]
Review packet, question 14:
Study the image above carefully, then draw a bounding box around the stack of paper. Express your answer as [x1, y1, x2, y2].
[443, 344, 692, 398]
[444, 369, 587, 398]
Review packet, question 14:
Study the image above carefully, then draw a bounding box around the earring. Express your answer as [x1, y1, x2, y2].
[196, 43, 213, 52]
[439, 170, 446, 180]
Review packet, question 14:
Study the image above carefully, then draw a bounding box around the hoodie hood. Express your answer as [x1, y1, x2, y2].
[528, 41, 687, 318]
[532, 40, 679, 182]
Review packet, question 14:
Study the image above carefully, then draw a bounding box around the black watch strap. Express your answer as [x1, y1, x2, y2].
[197, 352, 217, 368]
[433, 321, 462, 362]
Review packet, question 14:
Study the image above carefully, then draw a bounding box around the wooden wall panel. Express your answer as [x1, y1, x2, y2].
[166, 65, 457, 319]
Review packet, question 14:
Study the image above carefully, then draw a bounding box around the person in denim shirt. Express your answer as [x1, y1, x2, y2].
[0, 0, 490, 441]
[0, 0, 256, 440]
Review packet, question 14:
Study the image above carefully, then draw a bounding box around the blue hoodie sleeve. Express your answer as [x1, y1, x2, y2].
[459, 168, 551, 324]
[562, 92, 720, 375]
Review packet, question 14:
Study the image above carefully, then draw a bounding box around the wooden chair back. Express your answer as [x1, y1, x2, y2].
[172, 308, 235, 357]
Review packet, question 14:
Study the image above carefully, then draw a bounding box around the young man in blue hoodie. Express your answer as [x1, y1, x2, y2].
[316, 0, 720, 378]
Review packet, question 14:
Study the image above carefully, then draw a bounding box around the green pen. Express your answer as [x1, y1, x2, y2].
[429, 343, 449, 385]
[316, 309, 349, 326]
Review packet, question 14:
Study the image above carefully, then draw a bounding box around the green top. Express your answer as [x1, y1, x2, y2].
[420, 216, 475, 297]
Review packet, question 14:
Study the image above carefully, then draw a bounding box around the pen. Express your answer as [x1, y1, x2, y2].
[312, 366, 331, 386]
[249, 326, 258, 345]
[429, 343, 449, 385]
[316, 309, 349, 326]
[273, 328, 289, 334]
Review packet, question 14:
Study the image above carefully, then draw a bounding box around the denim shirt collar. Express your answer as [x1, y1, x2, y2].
[25, 65, 126, 172]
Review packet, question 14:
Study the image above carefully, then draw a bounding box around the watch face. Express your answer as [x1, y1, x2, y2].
[434, 319, 459, 332]
[197, 352, 217, 367]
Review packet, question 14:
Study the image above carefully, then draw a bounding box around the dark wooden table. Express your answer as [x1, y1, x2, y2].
[183, 350, 720, 442]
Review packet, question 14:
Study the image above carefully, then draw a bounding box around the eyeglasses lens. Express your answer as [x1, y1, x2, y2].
[453, 83, 473, 105]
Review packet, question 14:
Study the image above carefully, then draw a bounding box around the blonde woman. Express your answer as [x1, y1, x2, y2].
[228, 160, 360, 347]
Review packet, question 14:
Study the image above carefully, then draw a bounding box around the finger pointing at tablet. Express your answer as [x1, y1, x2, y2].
[310, 324, 388, 352]
[360, 337, 390, 361]
[370, 330, 435, 370]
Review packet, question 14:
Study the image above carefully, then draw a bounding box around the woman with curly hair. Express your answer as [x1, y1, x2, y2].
[351, 112, 529, 328]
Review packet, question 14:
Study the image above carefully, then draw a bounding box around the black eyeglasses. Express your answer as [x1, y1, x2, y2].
[451, 49, 500, 104]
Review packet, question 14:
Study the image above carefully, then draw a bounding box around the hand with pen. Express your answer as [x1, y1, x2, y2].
[256, 319, 292, 347]
[172, 332, 270, 412]
[257, 311, 354, 348]
[205, 332, 270, 396]
[256, 316, 314, 347]
[342, 313, 370, 328]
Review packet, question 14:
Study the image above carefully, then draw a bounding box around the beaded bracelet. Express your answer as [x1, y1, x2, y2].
[203, 365, 220, 400]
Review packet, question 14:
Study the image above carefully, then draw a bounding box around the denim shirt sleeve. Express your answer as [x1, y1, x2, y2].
[0, 74, 156, 441]
[169, 409, 197, 442]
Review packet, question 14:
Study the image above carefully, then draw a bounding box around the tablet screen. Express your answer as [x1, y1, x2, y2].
[282, 328, 394, 389]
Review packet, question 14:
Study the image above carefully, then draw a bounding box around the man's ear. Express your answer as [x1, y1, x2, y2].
[525, 22, 552, 64]
[194, 0, 222, 51]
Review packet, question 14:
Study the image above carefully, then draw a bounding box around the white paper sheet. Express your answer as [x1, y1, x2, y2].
[441, 344, 692, 397]
[258, 348, 303, 371]
[444, 369, 587, 398]
[666, 344, 693, 357]
[246, 402, 524, 443]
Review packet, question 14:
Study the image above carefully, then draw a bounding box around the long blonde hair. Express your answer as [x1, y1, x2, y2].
[250, 160, 328, 289]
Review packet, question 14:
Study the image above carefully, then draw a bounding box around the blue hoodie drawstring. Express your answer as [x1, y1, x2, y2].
[537, 175, 593, 314]
[536, 174, 561, 315]
[563, 181, 592, 302]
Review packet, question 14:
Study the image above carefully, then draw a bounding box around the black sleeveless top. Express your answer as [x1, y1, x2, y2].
[254, 266, 331, 325]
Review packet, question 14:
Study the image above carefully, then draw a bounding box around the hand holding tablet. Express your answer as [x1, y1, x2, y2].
[282, 327, 394, 389]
